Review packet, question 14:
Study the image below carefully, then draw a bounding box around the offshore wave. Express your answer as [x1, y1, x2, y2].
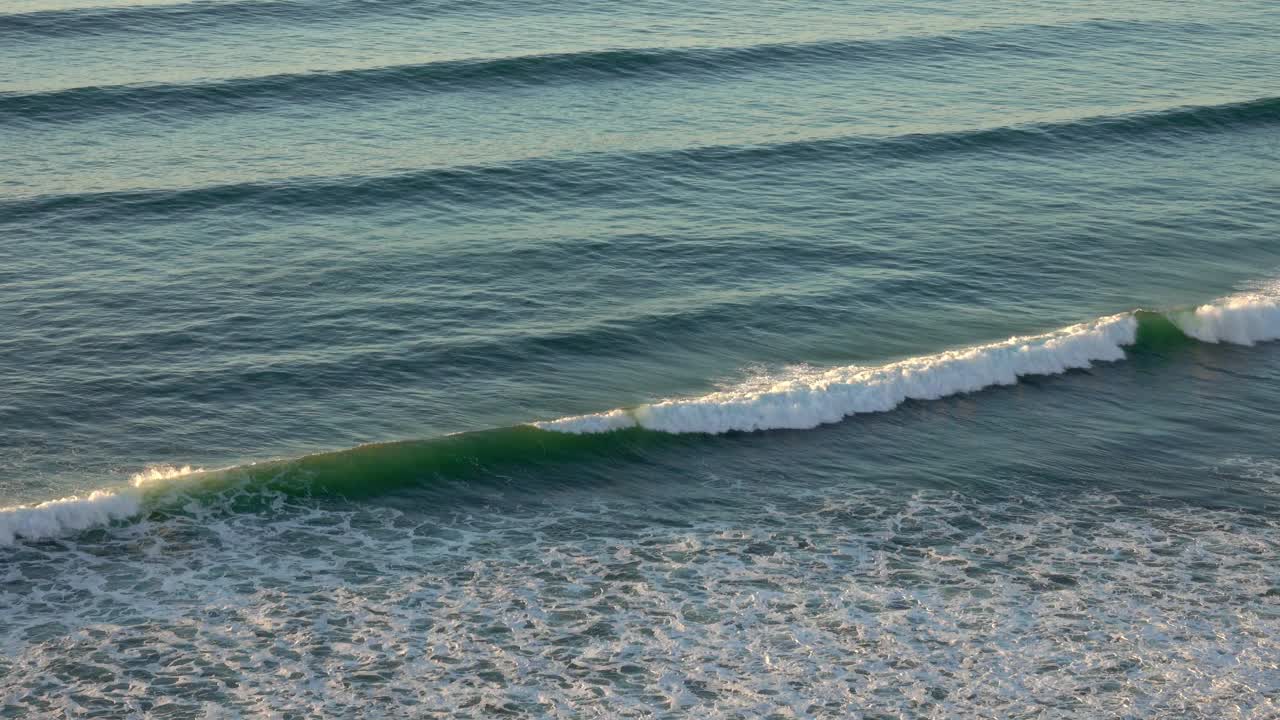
[0, 0, 485, 39]
[0, 32, 1049, 123]
[4, 16, 1217, 125]
[2, 286, 1279, 546]
[4, 96, 1276, 224]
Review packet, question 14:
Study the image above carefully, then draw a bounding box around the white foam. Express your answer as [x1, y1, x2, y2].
[130, 464, 201, 487]
[537, 313, 1138, 434]
[1169, 287, 1280, 345]
[0, 465, 202, 546]
[5, 483, 1277, 718]
[0, 489, 141, 546]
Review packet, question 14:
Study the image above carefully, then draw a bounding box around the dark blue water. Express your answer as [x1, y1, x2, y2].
[2, 0, 1279, 716]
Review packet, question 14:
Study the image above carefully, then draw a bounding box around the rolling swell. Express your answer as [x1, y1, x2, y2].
[0, 0, 486, 39]
[4, 96, 1276, 224]
[3, 286, 1279, 546]
[0, 33, 1041, 124]
[0, 0, 334, 38]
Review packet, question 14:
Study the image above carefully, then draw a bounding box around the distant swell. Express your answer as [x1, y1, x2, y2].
[3, 285, 1280, 546]
[3, 96, 1276, 224]
[0, 0, 479, 39]
[0, 32, 1042, 124]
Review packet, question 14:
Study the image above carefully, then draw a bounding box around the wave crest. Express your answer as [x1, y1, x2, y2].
[0, 465, 202, 546]
[538, 314, 1138, 434]
[541, 287, 1280, 436]
[5, 287, 1280, 546]
[1169, 288, 1280, 345]
[0, 489, 140, 546]
[129, 463, 202, 487]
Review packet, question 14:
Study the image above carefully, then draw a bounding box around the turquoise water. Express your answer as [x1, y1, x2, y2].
[3, 0, 1280, 716]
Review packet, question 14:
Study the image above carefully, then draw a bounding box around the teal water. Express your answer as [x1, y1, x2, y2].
[3, 0, 1280, 716]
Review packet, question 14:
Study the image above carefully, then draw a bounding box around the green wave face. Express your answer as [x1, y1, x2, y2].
[148, 425, 681, 509]
[1132, 310, 1200, 352]
[128, 294, 1280, 511]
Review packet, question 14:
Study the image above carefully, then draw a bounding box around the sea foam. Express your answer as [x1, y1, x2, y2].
[1169, 287, 1280, 345]
[0, 465, 199, 546]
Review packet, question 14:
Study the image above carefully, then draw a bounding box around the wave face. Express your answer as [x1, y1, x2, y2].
[4, 287, 1280, 547]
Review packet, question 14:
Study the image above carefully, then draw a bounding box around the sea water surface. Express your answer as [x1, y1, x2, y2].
[2, 0, 1280, 716]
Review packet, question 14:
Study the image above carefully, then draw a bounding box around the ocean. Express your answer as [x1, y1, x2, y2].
[2, 0, 1279, 716]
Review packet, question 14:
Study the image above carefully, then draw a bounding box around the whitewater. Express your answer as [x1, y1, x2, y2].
[3, 286, 1278, 548]
[538, 286, 1280, 434]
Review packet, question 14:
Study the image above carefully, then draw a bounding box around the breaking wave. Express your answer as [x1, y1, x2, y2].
[537, 313, 1138, 434]
[3, 285, 1279, 546]
[1169, 289, 1280, 345]
[0, 465, 199, 545]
